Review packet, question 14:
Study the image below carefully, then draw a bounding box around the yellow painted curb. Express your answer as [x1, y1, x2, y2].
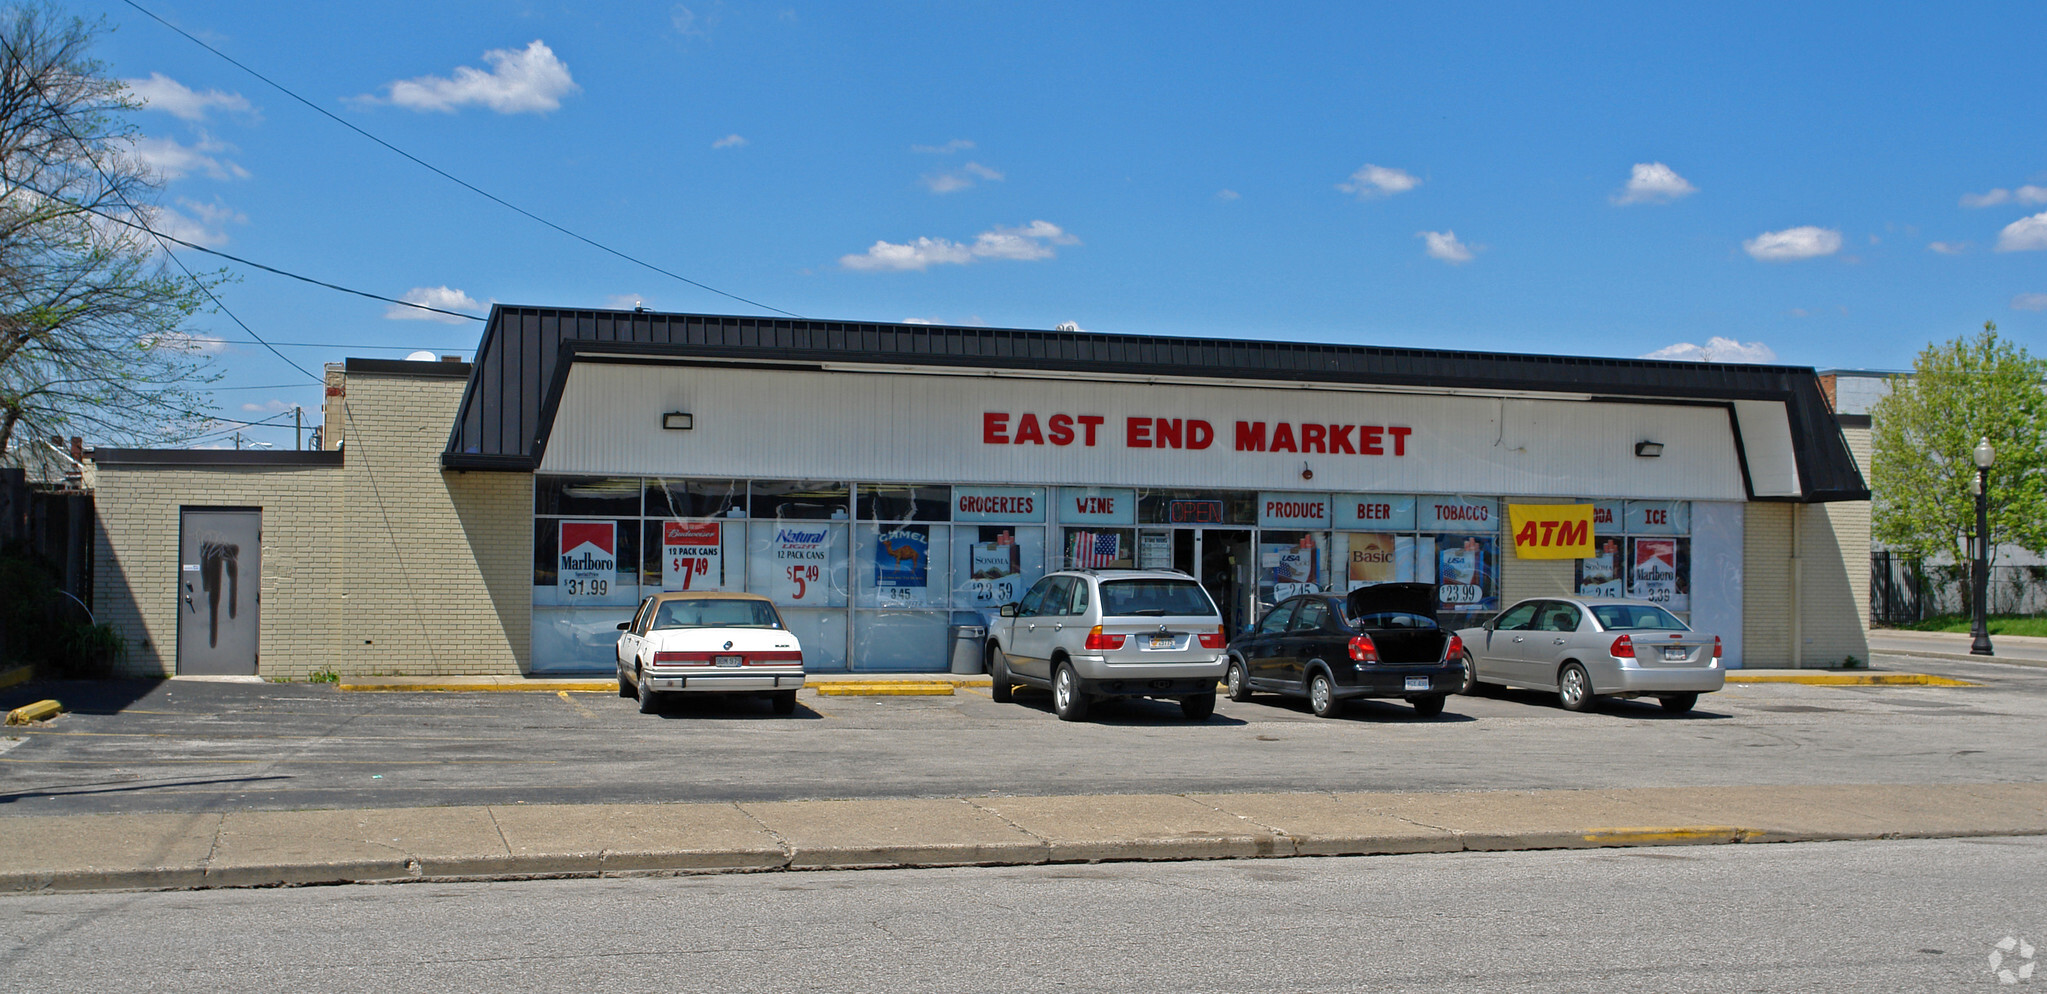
[0, 665, 34, 691]
[340, 681, 617, 693]
[812, 682, 957, 696]
[1579, 826, 1760, 846]
[5, 699, 63, 725]
[1726, 673, 1977, 687]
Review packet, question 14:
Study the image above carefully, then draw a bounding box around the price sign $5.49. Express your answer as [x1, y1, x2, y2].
[787, 564, 821, 599]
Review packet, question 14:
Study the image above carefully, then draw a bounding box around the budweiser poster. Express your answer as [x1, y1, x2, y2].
[662, 520, 722, 591]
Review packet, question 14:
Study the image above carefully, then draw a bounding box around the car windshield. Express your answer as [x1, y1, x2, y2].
[652, 598, 783, 630]
[1590, 604, 1688, 631]
[1100, 579, 1217, 617]
[1347, 610, 1439, 630]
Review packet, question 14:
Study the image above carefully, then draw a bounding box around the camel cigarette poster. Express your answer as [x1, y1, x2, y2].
[662, 520, 723, 591]
[874, 525, 929, 588]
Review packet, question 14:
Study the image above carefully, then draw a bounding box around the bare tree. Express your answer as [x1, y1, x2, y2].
[0, 3, 219, 466]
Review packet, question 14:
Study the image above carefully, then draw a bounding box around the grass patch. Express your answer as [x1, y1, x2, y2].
[1892, 614, 2047, 638]
[308, 668, 340, 684]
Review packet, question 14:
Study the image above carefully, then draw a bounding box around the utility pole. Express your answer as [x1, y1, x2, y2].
[295, 406, 303, 451]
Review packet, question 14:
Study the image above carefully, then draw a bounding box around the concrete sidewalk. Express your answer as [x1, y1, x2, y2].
[4, 782, 2042, 895]
[1869, 629, 2047, 666]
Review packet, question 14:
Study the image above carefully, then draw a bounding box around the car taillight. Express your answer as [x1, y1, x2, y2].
[1444, 633, 1463, 661]
[1348, 633, 1379, 663]
[1198, 626, 1227, 649]
[1084, 626, 1126, 650]
[652, 651, 713, 665]
[744, 651, 804, 665]
[1609, 634, 1635, 658]
[1713, 635, 1722, 659]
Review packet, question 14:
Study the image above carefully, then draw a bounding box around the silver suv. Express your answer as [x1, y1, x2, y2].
[985, 569, 1229, 721]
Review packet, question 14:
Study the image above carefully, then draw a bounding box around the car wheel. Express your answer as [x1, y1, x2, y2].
[988, 645, 1013, 704]
[1457, 651, 1485, 696]
[1411, 693, 1446, 718]
[1181, 691, 1217, 721]
[1308, 671, 1340, 718]
[636, 668, 661, 715]
[1659, 692, 1698, 714]
[1052, 661, 1090, 722]
[1557, 663, 1597, 712]
[618, 671, 634, 698]
[1225, 659, 1252, 702]
[770, 689, 798, 715]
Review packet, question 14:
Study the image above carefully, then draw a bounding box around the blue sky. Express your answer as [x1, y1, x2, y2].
[81, 1, 2047, 449]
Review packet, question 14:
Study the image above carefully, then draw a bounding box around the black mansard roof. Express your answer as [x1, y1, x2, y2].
[441, 305, 1869, 502]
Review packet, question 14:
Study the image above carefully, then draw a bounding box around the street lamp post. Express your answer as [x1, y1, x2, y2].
[1970, 437, 1995, 656]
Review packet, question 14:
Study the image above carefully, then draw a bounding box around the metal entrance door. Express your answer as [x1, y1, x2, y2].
[178, 508, 261, 675]
[1197, 529, 1255, 637]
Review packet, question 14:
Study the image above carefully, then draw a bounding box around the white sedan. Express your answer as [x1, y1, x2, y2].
[616, 591, 806, 715]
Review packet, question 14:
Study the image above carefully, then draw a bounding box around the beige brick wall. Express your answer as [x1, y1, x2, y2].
[337, 372, 529, 675]
[1499, 498, 1577, 605]
[1743, 504, 1794, 666]
[92, 464, 344, 678]
[1742, 496, 1870, 668]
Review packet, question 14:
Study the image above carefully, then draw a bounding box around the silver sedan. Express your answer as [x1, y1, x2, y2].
[1453, 597, 1724, 713]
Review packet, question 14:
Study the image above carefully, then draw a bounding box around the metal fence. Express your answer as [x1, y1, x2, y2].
[1871, 550, 2047, 624]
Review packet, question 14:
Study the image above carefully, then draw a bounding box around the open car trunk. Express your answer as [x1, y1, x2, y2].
[1344, 582, 1450, 665]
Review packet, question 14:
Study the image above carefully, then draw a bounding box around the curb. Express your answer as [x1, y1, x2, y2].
[0, 664, 34, 691]
[338, 674, 998, 693]
[1725, 673, 1977, 687]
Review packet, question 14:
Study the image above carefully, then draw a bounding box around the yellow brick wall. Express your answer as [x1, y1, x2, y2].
[1499, 497, 1577, 605]
[1743, 503, 1794, 666]
[1741, 495, 1870, 669]
[92, 464, 344, 678]
[337, 372, 530, 675]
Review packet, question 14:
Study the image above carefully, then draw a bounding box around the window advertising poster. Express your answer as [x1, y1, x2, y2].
[1434, 534, 1499, 613]
[1628, 537, 1690, 610]
[661, 520, 724, 591]
[748, 522, 848, 607]
[1138, 531, 1173, 570]
[874, 524, 930, 594]
[1340, 532, 1406, 591]
[1261, 534, 1324, 602]
[558, 520, 616, 599]
[957, 526, 1043, 610]
[1575, 537, 1626, 597]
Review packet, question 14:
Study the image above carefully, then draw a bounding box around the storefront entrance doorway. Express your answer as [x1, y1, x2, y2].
[1161, 528, 1253, 637]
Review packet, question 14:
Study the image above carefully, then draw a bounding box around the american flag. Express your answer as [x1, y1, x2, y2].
[1074, 530, 1119, 568]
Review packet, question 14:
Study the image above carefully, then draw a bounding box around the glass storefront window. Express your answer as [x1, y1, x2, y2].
[1577, 500, 1692, 611]
[1065, 527, 1135, 568]
[749, 480, 849, 521]
[532, 517, 639, 607]
[953, 525, 1045, 613]
[640, 518, 747, 591]
[1333, 532, 1418, 591]
[1137, 489, 1256, 525]
[855, 523, 951, 608]
[858, 485, 952, 522]
[1254, 530, 1329, 612]
[1428, 532, 1499, 618]
[535, 475, 643, 516]
[644, 478, 746, 520]
[746, 521, 848, 607]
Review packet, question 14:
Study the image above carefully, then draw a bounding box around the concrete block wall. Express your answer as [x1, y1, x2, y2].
[1499, 498, 1576, 606]
[92, 464, 344, 678]
[1741, 497, 1871, 668]
[337, 371, 529, 675]
[1742, 504, 1794, 666]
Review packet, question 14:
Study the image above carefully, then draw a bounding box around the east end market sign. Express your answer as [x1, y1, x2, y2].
[981, 412, 1412, 457]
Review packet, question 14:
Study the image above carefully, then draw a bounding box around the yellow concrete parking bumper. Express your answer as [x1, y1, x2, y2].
[812, 681, 958, 697]
[5, 699, 63, 725]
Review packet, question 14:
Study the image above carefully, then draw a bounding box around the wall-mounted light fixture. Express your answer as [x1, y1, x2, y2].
[1634, 441, 1663, 457]
[663, 412, 694, 430]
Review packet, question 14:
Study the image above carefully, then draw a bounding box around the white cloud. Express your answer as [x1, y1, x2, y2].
[1641, 337, 1778, 364]
[1216, 189, 1240, 201]
[145, 201, 235, 247]
[241, 398, 295, 414]
[2012, 293, 2047, 312]
[605, 293, 646, 310]
[1612, 162, 1697, 205]
[1995, 212, 2047, 252]
[128, 134, 249, 181]
[1417, 229, 1474, 264]
[1743, 226, 1842, 261]
[912, 139, 975, 154]
[1961, 186, 2047, 209]
[385, 285, 484, 323]
[841, 220, 1078, 271]
[671, 4, 703, 34]
[176, 196, 247, 228]
[380, 40, 579, 114]
[1928, 241, 1967, 254]
[123, 73, 252, 121]
[712, 134, 747, 149]
[922, 161, 1003, 194]
[1338, 164, 1419, 199]
[901, 317, 940, 325]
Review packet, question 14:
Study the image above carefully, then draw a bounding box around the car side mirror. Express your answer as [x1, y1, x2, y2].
[616, 621, 630, 631]
[998, 604, 1017, 618]
[1483, 620, 1495, 631]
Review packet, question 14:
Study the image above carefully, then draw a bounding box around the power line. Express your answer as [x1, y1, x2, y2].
[121, 0, 804, 320]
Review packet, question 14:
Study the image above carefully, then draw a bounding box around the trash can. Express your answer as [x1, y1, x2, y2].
[949, 625, 988, 674]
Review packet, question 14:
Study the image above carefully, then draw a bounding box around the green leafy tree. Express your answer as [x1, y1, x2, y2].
[1869, 323, 2047, 580]
[0, 3, 220, 466]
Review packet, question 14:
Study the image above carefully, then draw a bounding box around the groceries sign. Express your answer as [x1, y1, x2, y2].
[981, 413, 1411, 457]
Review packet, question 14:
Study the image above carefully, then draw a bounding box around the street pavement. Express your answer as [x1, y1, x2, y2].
[6, 836, 2043, 992]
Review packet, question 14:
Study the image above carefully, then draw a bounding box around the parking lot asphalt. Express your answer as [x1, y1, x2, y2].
[4, 652, 2045, 819]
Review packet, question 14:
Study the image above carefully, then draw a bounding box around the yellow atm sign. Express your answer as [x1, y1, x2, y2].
[1507, 504, 1594, 559]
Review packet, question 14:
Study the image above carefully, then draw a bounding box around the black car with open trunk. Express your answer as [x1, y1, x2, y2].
[1223, 583, 1466, 718]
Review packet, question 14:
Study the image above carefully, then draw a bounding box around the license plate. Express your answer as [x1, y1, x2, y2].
[714, 655, 743, 667]
[1404, 677, 1430, 692]
[1147, 635, 1176, 649]
[1661, 647, 1688, 661]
